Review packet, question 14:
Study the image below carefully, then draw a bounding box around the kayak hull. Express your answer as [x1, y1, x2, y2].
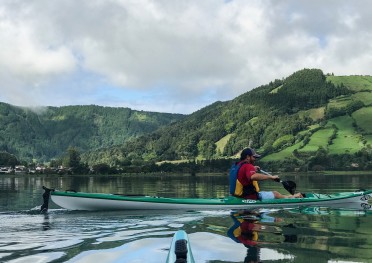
[50, 190, 372, 211]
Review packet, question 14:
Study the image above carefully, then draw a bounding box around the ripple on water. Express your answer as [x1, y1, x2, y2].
[6, 252, 66, 263]
[1, 206, 371, 262]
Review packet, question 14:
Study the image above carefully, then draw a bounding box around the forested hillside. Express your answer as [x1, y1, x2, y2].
[2, 68, 372, 172]
[82, 69, 372, 171]
[0, 104, 184, 162]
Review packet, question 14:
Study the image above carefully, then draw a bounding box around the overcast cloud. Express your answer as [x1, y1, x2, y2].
[0, 0, 371, 113]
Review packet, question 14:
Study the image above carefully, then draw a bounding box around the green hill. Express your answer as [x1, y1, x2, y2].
[260, 75, 372, 169]
[0, 104, 184, 162]
[1, 69, 372, 171]
[82, 69, 372, 171]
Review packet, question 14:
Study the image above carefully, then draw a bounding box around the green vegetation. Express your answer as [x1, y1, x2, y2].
[325, 95, 364, 119]
[352, 107, 372, 134]
[215, 134, 233, 155]
[83, 69, 369, 171]
[300, 127, 334, 152]
[365, 135, 372, 145]
[327, 96, 353, 109]
[269, 85, 282, 94]
[273, 135, 295, 150]
[0, 104, 184, 162]
[327, 116, 363, 154]
[351, 92, 372, 106]
[0, 152, 19, 166]
[1, 69, 372, 173]
[327, 75, 372, 92]
[261, 141, 302, 161]
[299, 107, 325, 121]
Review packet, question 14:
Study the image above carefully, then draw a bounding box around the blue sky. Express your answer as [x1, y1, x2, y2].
[1, 0, 371, 114]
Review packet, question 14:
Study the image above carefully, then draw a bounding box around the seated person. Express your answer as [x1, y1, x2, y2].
[232, 148, 302, 200]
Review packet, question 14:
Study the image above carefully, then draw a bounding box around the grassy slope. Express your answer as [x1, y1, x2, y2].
[215, 134, 233, 154]
[351, 92, 372, 106]
[327, 116, 364, 154]
[263, 116, 361, 161]
[262, 141, 302, 161]
[365, 135, 372, 145]
[326, 75, 372, 91]
[300, 128, 334, 152]
[262, 75, 372, 161]
[299, 107, 325, 121]
[352, 106, 372, 134]
[327, 95, 353, 109]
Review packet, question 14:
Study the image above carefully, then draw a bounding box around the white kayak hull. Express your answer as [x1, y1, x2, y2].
[50, 190, 372, 211]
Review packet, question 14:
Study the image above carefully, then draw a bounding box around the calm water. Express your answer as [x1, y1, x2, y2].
[1, 173, 372, 263]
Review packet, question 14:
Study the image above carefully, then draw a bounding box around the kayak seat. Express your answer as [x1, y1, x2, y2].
[174, 239, 188, 263]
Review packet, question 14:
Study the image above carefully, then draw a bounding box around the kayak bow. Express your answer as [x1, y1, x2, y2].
[47, 188, 372, 211]
[166, 230, 195, 263]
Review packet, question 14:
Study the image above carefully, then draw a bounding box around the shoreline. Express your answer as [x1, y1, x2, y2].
[2, 170, 372, 177]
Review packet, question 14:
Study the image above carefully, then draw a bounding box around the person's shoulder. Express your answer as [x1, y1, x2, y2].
[240, 162, 254, 170]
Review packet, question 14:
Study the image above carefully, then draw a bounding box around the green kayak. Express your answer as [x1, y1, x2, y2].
[43, 187, 372, 211]
[166, 230, 195, 263]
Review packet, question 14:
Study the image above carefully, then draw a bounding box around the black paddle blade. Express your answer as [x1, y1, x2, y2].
[282, 181, 296, 195]
[41, 186, 54, 213]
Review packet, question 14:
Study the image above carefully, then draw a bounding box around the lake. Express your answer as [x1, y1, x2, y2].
[1, 172, 372, 263]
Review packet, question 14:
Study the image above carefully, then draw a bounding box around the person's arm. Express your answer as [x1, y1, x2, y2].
[251, 172, 279, 181]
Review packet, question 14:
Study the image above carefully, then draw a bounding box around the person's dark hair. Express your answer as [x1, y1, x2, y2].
[240, 148, 261, 161]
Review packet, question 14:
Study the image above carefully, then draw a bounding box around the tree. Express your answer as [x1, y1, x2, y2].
[0, 152, 19, 166]
[307, 147, 330, 170]
[50, 159, 62, 168]
[92, 163, 111, 174]
[64, 147, 87, 173]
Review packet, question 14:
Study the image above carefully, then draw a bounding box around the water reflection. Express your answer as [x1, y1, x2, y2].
[227, 210, 298, 262]
[225, 205, 372, 263]
[228, 210, 298, 246]
[42, 214, 51, 231]
[1, 174, 372, 262]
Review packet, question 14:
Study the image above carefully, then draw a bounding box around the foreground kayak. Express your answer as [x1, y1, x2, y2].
[47, 188, 372, 211]
[166, 230, 195, 263]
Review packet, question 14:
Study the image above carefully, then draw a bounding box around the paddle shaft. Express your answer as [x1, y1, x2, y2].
[259, 169, 296, 195]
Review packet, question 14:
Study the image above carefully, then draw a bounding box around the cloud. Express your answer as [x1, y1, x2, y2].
[0, 0, 372, 113]
[0, 5, 76, 77]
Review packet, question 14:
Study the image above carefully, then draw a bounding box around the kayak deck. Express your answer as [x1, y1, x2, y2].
[49, 189, 372, 211]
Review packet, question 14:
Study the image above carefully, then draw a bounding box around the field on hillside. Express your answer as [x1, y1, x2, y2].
[269, 85, 283, 94]
[327, 115, 364, 154]
[252, 75, 372, 163]
[351, 92, 372, 106]
[352, 107, 372, 134]
[327, 95, 353, 109]
[262, 141, 302, 161]
[327, 75, 372, 91]
[365, 135, 372, 146]
[215, 134, 232, 154]
[299, 127, 334, 152]
[263, 112, 369, 161]
[299, 107, 325, 121]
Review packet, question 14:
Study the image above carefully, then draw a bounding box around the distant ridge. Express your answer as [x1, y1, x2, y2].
[0, 103, 184, 162]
